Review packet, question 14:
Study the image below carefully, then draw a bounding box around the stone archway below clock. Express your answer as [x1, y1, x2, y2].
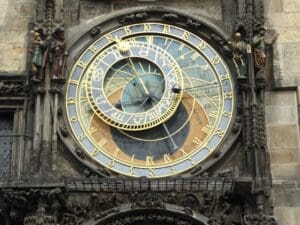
[83, 205, 210, 225]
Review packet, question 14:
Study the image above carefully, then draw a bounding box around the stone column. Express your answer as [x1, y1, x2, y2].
[31, 93, 42, 174]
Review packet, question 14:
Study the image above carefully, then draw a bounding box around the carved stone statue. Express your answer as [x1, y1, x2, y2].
[252, 25, 278, 78]
[200, 191, 215, 216]
[219, 202, 233, 225]
[228, 32, 247, 78]
[181, 193, 200, 211]
[47, 187, 67, 220]
[30, 31, 48, 82]
[50, 28, 67, 79]
[252, 26, 268, 77]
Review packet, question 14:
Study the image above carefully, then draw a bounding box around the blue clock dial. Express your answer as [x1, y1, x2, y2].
[65, 23, 235, 177]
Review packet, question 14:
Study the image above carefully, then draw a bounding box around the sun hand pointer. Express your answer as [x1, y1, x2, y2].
[128, 58, 150, 96]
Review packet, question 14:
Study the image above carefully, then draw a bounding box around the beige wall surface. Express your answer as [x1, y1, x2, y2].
[0, 0, 222, 74]
[0, 0, 35, 73]
[265, 0, 300, 224]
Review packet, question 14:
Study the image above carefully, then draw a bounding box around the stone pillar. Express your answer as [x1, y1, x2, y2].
[51, 89, 59, 172]
[31, 93, 42, 174]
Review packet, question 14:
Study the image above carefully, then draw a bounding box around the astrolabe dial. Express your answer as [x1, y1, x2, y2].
[65, 22, 235, 177]
[85, 41, 183, 131]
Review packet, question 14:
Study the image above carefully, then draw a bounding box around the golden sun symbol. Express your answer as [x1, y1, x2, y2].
[115, 38, 131, 54]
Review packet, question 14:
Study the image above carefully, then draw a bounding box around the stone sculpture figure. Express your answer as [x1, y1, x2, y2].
[252, 26, 268, 77]
[252, 25, 279, 79]
[228, 32, 247, 78]
[30, 31, 48, 82]
[50, 28, 67, 79]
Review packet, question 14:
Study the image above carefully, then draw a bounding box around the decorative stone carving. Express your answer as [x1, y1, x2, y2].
[244, 214, 277, 225]
[24, 214, 56, 225]
[252, 25, 268, 77]
[166, 192, 177, 205]
[118, 12, 148, 23]
[106, 214, 194, 225]
[228, 32, 248, 78]
[91, 193, 122, 212]
[162, 13, 180, 21]
[31, 0, 65, 84]
[217, 168, 233, 177]
[0, 81, 25, 95]
[252, 25, 278, 78]
[29, 30, 49, 82]
[219, 202, 234, 225]
[47, 187, 67, 220]
[180, 194, 200, 211]
[59, 125, 69, 137]
[200, 191, 215, 217]
[186, 18, 202, 29]
[207, 217, 218, 225]
[131, 192, 164, 209]
[68, 201, 90, 224]
[75, 149, 86, 159]
[0, 189, 39, 224]
[61, 213, 76, 225]
[90, 26, 101, 36]
[211, 34, 227, 47]
[50, 28, 67, 80]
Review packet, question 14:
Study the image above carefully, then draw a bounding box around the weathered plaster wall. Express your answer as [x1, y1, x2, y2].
[0, 0, 35, 73]
[264, 0, 300, 224]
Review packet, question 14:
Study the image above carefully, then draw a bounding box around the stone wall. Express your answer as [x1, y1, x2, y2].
[0, 0, 222, 73]
[79, 0, 222, 21]
[264, 0, 300, 224]
[0, 0, 35, 73]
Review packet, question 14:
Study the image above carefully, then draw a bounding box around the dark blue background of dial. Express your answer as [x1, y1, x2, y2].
[110, 103, 190, 160]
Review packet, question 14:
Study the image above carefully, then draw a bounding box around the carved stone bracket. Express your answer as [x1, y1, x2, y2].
[0, 81, 26, 96]
[0, 187, 66, 225]
[118, 12, 149, 23]
[243, 214, 277, 225]
[24, 215, 56, 225]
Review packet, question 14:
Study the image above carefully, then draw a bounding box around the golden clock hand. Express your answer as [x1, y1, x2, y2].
[128, 58, 150, 95]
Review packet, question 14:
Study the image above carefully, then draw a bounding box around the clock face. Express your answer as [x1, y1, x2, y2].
[65, 22, 235, 178]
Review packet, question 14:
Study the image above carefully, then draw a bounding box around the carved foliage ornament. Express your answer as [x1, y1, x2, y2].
[0, 81, 25, 95]
[106, 214, 196, 225]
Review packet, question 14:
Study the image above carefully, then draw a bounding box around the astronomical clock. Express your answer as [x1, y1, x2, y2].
[0, 1, 277, 224]
[64, 20, 236, 178]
